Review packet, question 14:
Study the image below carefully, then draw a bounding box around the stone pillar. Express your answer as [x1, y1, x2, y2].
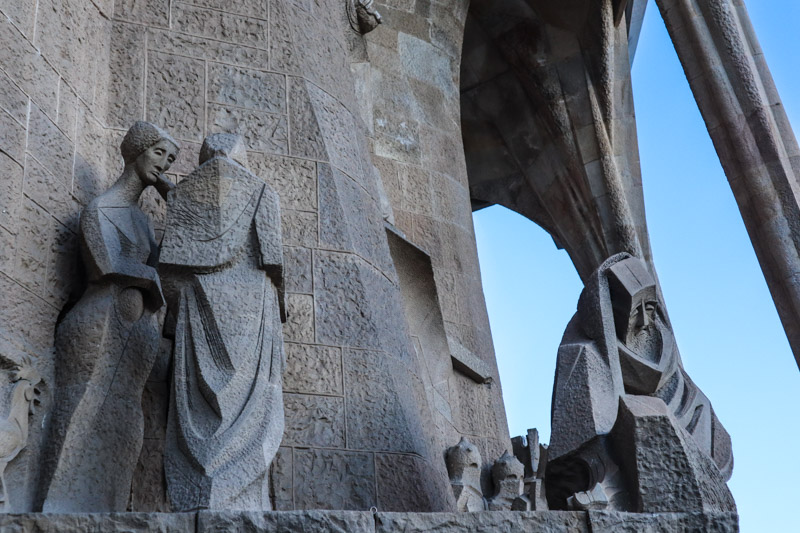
[656, 0, 800, 369]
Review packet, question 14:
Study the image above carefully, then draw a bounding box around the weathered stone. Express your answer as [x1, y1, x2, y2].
[160, 133, 285, 512]
[23, 156, 78, 228]
[374, 511, 589, 532]
[114, 0, 170, 28]
[146, 27, 270, 69]
[0, 110, 25, 165]
[0, 18, 58, 118]
[376, 453, 454, 512]
[0, 153, 23, 234]
[130, 438, 168, 512]
[0, 513, 196, 532]
[283, 293, 315, 343]
[283, 393, 345, 448]
[269, 447, 293, 510]
[208, 104, 288, 155]
[284, 343, 342, 395]
[282, 246, 313, 294]
[293, 449, 376, 510]
[207, 64, 285, 114]
[487, 451, 525, 511]
[14, 199, 52, 296]
[171, 2, 268, 48]
[27, 105, 74, 180]
[107, 22, 146, 129]
[588, 511, 739, 533]
[198, 510, 374, 533]
[40, 122, 179, 513]
[248, 154, 317, 212]
[0, 70, 28, 126]
[146, 52, 205, 142]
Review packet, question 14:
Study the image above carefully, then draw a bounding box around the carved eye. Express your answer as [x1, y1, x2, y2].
[168, 155, 175, 164]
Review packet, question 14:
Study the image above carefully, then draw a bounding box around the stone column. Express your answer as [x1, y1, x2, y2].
[656, 0, 800, 369]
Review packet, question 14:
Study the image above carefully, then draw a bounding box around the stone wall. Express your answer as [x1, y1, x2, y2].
[0, 0, 510, 512]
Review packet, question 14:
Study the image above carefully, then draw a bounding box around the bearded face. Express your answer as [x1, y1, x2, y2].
[621, 298, 663, 363]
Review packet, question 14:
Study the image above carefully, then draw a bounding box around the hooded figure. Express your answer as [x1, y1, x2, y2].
[40, 121, 179, 512]
[159, 133, 286, 511]
[546, 253, 733, 511]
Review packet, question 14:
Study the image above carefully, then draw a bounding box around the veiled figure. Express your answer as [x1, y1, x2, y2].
[40, 122, 178, 512]
[160, 134, 286, 511]
[547, 253, 734, 512]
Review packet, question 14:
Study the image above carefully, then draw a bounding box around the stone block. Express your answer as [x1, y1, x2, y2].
[147, 52, 205, 142]
[249, 154, 317, 212]
[197, 510, 375, 532]
[0, 226, 15, 277]
[147, 28, 269, 71]
[35, 0, 106, 102]
[57, 81, 79, 140]
[172, 2, 268, 48]
[293, 449, 376, 510]
[374, 511, 589, 532]
[0, 153, 23, 234]
[114, 0, 170, 28]
[284, 393, 345, 448]
[0, 109, 26, 166]
[73, 110, 119, 206]
[0, 274, 58, 355]
[449, 370, 499, 438]
[207, 63, 285, 114]
[0, 513, 196, 532]
[287, 77, 327, 161]
[281, 210, 318, 248]
[186, 0, 268, 18]
[283, 293, 315, 343]
[314, 251, 406, 352]
[0, 70, 28, 126]
[23, 155, 78, 228]
[0, 18, 58, 119]
[283, 246, 313, 294]
[284, 343, 342, 395]
[1, 0, 37, 37]
[305, 82, 363, 182]
[107, 22, 146, 129]
[44, 220, 79, 309]
[270, 446, 293, 510]
[27, 104, 74, 180]
[343, 348, 425, 454]
[398, 165, 432, 217]
[587, 511, 739, 533]
[374, 110, 421, 165]
[398, 33, 455, 97]
[14, 199, 52, 295]
[376, 453, 453, 512]
[208, 104, 288, 155]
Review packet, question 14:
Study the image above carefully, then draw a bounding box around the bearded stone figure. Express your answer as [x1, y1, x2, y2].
[39, 122, 179, 512]
[546, 253, 735, 513]
[159, 133, 286, 511]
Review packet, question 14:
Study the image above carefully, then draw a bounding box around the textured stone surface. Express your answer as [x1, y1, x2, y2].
[293, 449, 376, 510]
[374, 511, 589, 532]
[283, 393, 345, 448]
[160, 134, 285, 511]
[284, 344, 342, 395]
[198, 510, 374, 533]
[0, 513, 196, 532]
[588, 511, 739, 533]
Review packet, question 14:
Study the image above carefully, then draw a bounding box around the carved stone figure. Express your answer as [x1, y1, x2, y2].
[39, 122, 178, 512]
[488, 451, 526, 511]
[445, 437, 484, 512]
[346, 0, 382, 34]
[160, 133, 286, 511]
[0, 355, 41, 511]
[546, 253, 735, 513]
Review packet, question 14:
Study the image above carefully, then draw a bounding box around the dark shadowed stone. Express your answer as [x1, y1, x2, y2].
[588, 511, 739, 533]
[374, 511, 589, 533]
[0, 513, 196, 532]
[198, 510, 375, 533]
[376, 453, 453, 512]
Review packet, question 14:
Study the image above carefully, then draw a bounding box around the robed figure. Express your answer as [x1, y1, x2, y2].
[159, 134, 286, 511]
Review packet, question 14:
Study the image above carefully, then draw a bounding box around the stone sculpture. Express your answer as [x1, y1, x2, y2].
[445, 438, 484, 512]
[0, 355, 41, 511]
[546, 253, 735, 512]
[346, 0, 382, 34]
[488, 451, 527, 511]
[511, 428, 548, 510]
[39, 122, 178, 512]
[160, 133, 286, 511]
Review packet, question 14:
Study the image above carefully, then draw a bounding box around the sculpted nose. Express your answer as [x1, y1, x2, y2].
[635, 303, 648, 329]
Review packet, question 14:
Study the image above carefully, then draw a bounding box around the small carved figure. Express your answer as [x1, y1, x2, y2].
[488, 451, 526, 511]
[39, 121, 178, 512]
[445, 437, 485, 512]
[160, 134, 286, 511]
[0, 355, 41, 512]
[547, 253, 734, 512]
[347, 0, 382, 34]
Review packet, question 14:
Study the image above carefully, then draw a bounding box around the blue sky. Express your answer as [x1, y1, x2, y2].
[473, 2, 800, 530]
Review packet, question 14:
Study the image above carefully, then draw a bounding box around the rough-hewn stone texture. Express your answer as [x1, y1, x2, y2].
[198, 510, 375, 533]
[374, 511, 589, 532]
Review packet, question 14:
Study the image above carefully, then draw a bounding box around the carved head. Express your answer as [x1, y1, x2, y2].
[491, 450, 524, 487]
[199, 133, 249, 168]
[446, 437, 482, 486]
[607, 258, 662, 363]
[120, 121, 180, 186]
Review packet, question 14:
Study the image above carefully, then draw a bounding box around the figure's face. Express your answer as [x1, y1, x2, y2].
[133, 139, 178, 185]
[621, 296, 662, 363]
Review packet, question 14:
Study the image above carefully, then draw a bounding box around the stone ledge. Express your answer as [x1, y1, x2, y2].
[0, 510, 739, 532]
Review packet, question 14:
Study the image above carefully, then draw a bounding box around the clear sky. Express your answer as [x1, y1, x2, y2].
[472, 2, 800, 531]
